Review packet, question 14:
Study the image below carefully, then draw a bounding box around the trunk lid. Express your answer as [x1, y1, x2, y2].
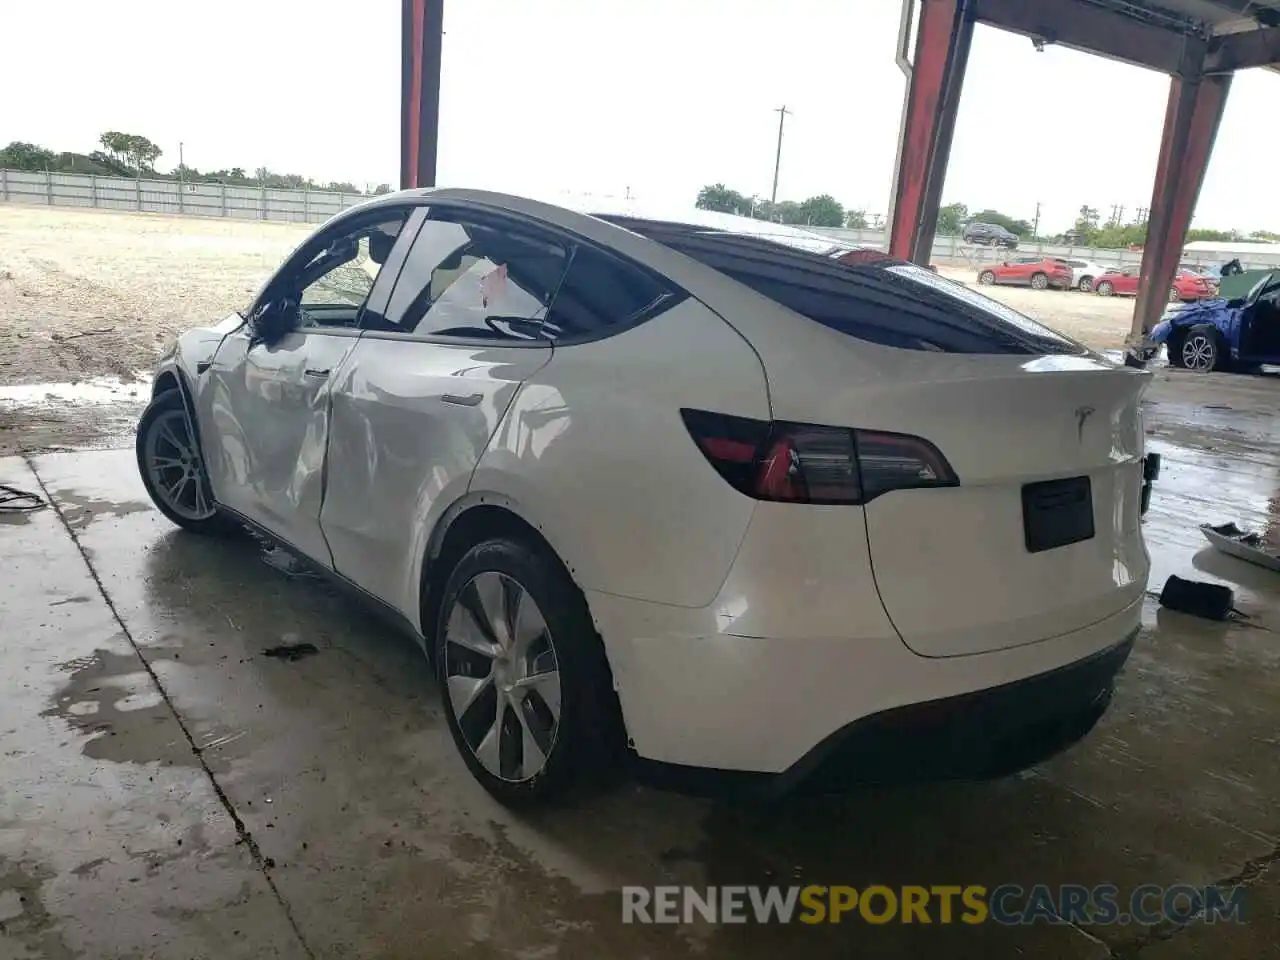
[759, 336, 1152, 659]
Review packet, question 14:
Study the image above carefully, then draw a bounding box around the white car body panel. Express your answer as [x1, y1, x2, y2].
[157, 188, 1151, 781]
[199, 327, 361, 565]
[688, 287, 1151, 659]
[1067, 260, 1106, 288]
[473, 297, 770, 609]
[590, 588, 1141, 771]
[320, 337, 553, 615]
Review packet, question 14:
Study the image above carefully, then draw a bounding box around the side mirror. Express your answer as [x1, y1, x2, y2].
[250, 296, 299, 345]
[1002, 261, 1010, 267]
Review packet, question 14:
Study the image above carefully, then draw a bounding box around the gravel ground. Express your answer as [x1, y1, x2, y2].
[0, 204, 310, 386]
[0, 205, 1146, 455]
[934, 265, 1139, 347]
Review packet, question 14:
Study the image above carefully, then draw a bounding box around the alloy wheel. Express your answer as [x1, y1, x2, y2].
[143, 408, 216, 521]
[443, 571, 561, 782]
[1169, 287, 1181, 302]
[1181, 334, 1216, 372]
[1079, 278, 1094, 293]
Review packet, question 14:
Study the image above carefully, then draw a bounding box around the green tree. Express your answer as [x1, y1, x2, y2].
[0, 141, 57, 170]
[127, 135, 161, 171]
[1093, 222, 1148, 249]
[844, 208, 868, 229]
[936, 202, 969, 235]
[696, 183, 749, 214]
[1248, 229, 1280, 242]
[372, 183, 393, 195]
[795, 194, 844, 227]
[773, 200, 803, 224]
[98, 131, 132, 167]
[1186, 228, 1234, 243]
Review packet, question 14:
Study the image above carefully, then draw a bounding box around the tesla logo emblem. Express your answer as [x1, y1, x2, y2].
[1075, 405, 1096, 442]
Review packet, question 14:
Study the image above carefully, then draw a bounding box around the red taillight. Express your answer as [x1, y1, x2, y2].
[680, 409, 958, 504]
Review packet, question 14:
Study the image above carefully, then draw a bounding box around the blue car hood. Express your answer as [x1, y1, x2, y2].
[1151, 298, 1235, 342]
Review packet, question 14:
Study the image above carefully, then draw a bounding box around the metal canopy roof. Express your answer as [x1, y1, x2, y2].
[971, 0, 1280, 74]
[1128, 0, 1280, 33]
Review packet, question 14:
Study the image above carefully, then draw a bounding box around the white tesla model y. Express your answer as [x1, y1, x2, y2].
[137, 189, 1155, 806]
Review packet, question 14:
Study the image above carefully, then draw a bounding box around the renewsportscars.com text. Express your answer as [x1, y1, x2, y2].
[622, 884, 1246, 926]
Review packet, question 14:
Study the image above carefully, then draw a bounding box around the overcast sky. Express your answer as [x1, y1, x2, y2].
[4, 0, 1277, 233]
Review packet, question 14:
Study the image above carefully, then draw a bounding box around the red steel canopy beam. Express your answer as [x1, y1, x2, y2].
[1128, 70, 1232, 362]
[887, 0, 974, 264]
[401, 0, 444, 190]
[1205, 26, 1280, 73]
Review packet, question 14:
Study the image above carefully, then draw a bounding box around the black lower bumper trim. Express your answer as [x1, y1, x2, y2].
[633, 631, 1136, 800]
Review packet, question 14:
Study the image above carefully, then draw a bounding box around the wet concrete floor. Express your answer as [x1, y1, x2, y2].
[1, 369, 1278, 959]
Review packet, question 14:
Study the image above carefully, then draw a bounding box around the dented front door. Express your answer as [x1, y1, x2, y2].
[199, 327, 361, 567]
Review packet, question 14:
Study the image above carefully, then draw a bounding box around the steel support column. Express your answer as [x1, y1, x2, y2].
[1128, 71, 1232, 365]
[887, 0, 974, 264]
[401, 0, 444, 190]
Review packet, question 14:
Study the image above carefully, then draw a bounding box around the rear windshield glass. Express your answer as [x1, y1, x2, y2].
[627, 226, 1082, 355]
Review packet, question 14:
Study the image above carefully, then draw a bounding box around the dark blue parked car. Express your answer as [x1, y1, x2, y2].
[1152, 270, 1280, 372]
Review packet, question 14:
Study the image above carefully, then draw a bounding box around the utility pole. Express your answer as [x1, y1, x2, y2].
[1032, 201, 1041, 238]
[178, 142, 185, 182]
[770, 105, 791, 204]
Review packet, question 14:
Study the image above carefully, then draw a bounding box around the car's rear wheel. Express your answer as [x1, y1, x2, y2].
[435, 535, 622, 807]
[136, 390, 236, 535]
[1096, 281, 1115, 297]
[1178, 325, 1223, 372]
[1078, 276, 1094, 293]
[1030, 272, 1049, 290]
[978, 270, 996, 285]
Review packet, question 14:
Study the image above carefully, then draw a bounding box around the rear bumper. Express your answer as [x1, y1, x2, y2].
[638, 629, 1135, 798]
[590, 571, 1144, 778]
[777, 629, 1133, 793]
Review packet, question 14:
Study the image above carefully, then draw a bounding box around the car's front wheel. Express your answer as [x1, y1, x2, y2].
[136, 390, 236, 535]
[1096, 281, 1115, 297]
[1078, 276, 1094, 293]
[1176, 324, 1224, 373]
[435, 535, 622, 806]
[978, 270, 996, 285]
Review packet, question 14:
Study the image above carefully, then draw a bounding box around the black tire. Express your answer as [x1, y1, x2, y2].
[434, 535, 623, 807]
[978, 270, 996, 286]
[1030, 272, 1049, 290]
[1096, 280, 1115, 297]
[1078, 276, 1094, 293]
[1176, 324, 1225, 373]
[135, 390, 238, 535]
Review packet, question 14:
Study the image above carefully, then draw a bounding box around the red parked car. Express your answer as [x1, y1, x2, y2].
[1094, 267, 1217, 302]
[976, 257, 1074, 290]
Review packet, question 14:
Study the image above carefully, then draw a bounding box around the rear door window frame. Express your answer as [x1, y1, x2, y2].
[363, 200, 687, 348]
